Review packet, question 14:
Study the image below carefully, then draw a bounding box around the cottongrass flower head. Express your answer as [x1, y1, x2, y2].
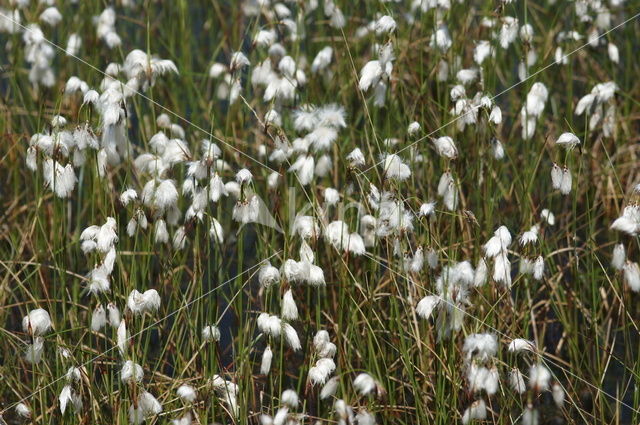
[552, 382, 565, 407]
[281, 389, 299, 408]
[281, 289, 299, 321]
[210, 375, 239, 418]
[59, 385, 82, 415]
[407, 121, 421, 136]
[612, 243, 626, 270]
[433, 136, 458, 159]
[15, 403, 31, 418]
[416, 295, 439, 320]
[508, 338, 536, 353]
[129, 391, 163, 424]
[509, 368, 527, 394]
[528, 364, 551, 392]
[202, 324, 221, 342]
[127, 289, 161, 315]
[623, 261, 640, 292]
[22, 308, 52, 336]
[382, 154, 411, 181]
[541, 208, 555, 226]
[91, 304, 107, 331]
[519, 226, 539, 246]
[177, 385, 197, 403]
[353, 373, 380, 396]
[555, 132, 581, 149]
[24, 337, 45, 364]
[463, 333, 498, 362]
[461, 399, 487, 424]
[260, 345, 273, 375]
[320, 376, 339, 399]
[259, 262, 281, 287]
[121, 360, 144, 383]
[611, 205, 640, 236]
[466, 363, 499, 395]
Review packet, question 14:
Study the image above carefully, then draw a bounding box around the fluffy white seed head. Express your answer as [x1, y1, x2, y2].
[177, 385, 197, 403]
[121, 360, 144, 383]
[281, 289, 299, 321]
[202, 324, 221, 342]
[22, 308, 52, 336]
[528, 364, 551, 392]
[416, 295, 439, 320]
[261, 345, 273, 375]
[612, 244, 626, 270]
[353, 373, 377, 396]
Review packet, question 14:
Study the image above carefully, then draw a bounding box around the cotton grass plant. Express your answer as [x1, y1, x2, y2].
[1, 0, 640, 424]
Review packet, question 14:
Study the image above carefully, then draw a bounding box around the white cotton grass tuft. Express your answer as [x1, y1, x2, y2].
[129, 391, 163, 423]
[346, 148, 366, 168]
[314, 330, 337, 358]
[353, 373, 378, 396]
[281, 289, 299, 320]
[235, 168, 253, 185]
[40, 7, 62, 26]
[283, 323, 301, 350]
[121, 360, 144, 383]
[438, 171, 459, 211]
[24, 337, 45, 364]
[611, 205, 640, 236]
[65, 366, 82, 383]
[15, 402, 31, 418]
[483, 225, 511, 258]
[433, 136, 458, 159]
[552, 382, 565, 407]
[509, 368, 527, 394]
[232, 195, 260, 224]
[308, 358, 336, 385]
[519, 226, 539, 246]
[533, 256, 545, 280]
[375, 15, 397, 34]
[623, 261, 640, 292]
[463, 333, 498, 362]
[612, 243, 626, 270]
[261, 345, 273, 375]
[91, 304, 107, 331]
[230, 51, 250, 71]
[508, 338, 535, 353]
[59, 384, 82, 415]
[23, 308, 52, 336]
[43, 159, 77, 198]
[202, 324, 221, 342]
[407, 121, 421, 136]
[528, 364, 551, 392]
[461, 399, 487, 424]
[259, 262, 281, 287]
[209, 375, 239, 418]
[209, 218, 224, 243]
[281, 389, 299, 408]
[127, 289, 161, 315]
[177, 385, 197, 403]
[324, 187, 340, 206]
[320, 376, 339, 399]
[311, 46, 333, 73]
[541, 209, 556, 226]
[416, 295, 439, 320]
[522, 405, 539, 425]
[467, 364, 499, 395]
[555, 132, 581, 149]
[419, 202, 436, 217]
[356, 410, 376, 425]
[381, 153, 411, 181]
